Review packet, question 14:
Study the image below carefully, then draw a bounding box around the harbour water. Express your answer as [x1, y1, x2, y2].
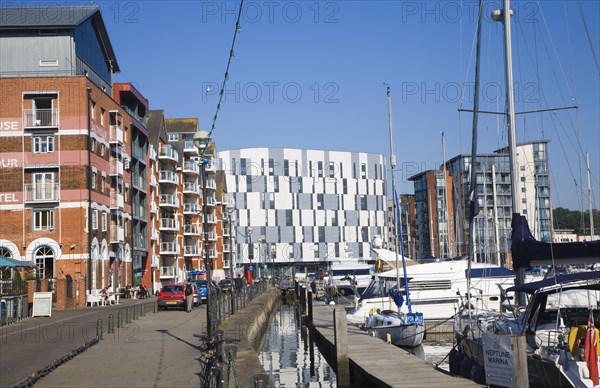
[258, 301, 454, 386]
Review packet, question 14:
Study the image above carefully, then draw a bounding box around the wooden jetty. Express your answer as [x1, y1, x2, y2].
[309, 303, 483, 388]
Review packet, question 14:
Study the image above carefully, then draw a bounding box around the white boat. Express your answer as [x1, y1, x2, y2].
[347, 258, 515, 324]
[325, 257, 372, 296]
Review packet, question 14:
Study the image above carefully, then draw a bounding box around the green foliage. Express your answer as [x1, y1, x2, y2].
[553, 207, 600, 235]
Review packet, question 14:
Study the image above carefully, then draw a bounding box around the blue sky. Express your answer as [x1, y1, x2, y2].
[19, 0, 600, 210]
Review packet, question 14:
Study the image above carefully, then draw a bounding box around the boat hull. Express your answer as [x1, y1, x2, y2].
[368, 323, 425, 347]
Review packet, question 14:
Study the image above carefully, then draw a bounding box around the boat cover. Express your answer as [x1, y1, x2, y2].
[511, 214, 600, 269]
[506, 270, 600, 294]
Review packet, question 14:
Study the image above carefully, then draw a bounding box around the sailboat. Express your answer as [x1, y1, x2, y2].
[452, 0, 600, 386]
[358, 86, 424, 348]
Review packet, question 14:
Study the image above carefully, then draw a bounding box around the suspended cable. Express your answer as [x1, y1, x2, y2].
[202, 0, 244, 156]
[577, 0, 600, 75]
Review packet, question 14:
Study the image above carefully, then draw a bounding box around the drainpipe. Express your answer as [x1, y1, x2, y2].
[87, 86, 93, 292]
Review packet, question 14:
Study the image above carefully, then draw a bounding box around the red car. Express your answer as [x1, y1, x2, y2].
[157, 283, 198, 310]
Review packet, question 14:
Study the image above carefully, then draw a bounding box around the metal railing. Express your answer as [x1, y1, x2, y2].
[24, 183, 59, 202]
[23, 108, 58, 127]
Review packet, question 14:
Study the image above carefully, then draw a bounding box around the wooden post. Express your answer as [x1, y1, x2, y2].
[334, 308, 350, 387]
[511, 335, 529, 388]
[307, 289, 313, 327]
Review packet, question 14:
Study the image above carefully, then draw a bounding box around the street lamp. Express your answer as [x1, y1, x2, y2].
[193, 130, 213, 338]
[246, 226, 252, 283]
[225, 200, 235, 280]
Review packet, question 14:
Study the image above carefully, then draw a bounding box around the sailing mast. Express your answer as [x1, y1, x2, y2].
[441, 131, 450, 259]
[386, 86, 411, 313]
[587, 152, 595, 240]
[493, 0, 526, 306]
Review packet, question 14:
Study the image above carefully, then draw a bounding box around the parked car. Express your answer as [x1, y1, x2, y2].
[195, 279, 220, 302]
[219, 279, 233, 293]
[157, 284, 186, 310]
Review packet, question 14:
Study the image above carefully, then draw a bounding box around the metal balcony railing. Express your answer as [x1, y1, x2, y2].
[183, 182, 199, 194]
[184, 246, 199, 256]
[110, 159, 124, 176]
[110, 227, 125, 243]
[206, 214, 217, 224]
[183, 203, 200, 214]
[159, 266, 176, 278]
[160, 242, 178, 254]
[183, 141, 199, 154]
[159, 170, 178, 185]
[207, 231, 217, 241]
[109, 125, 124, 144]
[206, 178, 216, 190]
[24, 183, 59, 202]
[159, 194, 178, 208]
[158, 146, 178, 162]
[159, 218, 178, 230]
[183, 161, 199, 174]
[184, 224, 200, 235]
[110, 192, 124, 209]
[151, 227, 159, 240]
[23, 108, 59, 127]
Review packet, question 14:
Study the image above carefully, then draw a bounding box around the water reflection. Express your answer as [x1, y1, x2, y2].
[259, 304, 336, 387]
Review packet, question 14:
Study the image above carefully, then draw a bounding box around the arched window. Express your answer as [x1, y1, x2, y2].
[35, 246, 54, 279]
[0, 247, 12, 258]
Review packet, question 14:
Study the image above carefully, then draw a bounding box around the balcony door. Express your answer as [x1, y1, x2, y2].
[33, 172, 55, 201]
[32, 97, 54, 126]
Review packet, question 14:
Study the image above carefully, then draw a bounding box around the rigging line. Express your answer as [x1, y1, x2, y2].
[563, 0, 578, 103]
[535, 0, 576, 101]
[202, 0, 244, 157]
[577, 0, 600, 75]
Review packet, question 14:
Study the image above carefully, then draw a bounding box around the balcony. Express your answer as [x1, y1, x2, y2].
[159, 194, 178, 209]
[151, 254, 159, 268]
[151, 227, 159, 241]
[110, 159, 124, 176]
[23, 108, 59, 128]
[160, 242, 178, 255]
[208, 248, 217, 259]
[109, 125, 124, 144]
[206, 213, 217, 224]
[150, 201, 158, 214]
[207, 231, 217, 241]
[205, 160, 215, 173]
[133, 176, 146, 191]
[24, 183, 59, 202]
[183, 182, 199, 195]
[205, 178, 216, 190]
[158, 146, 178, 162]
[133, 204, 147, 221]
[159, 170, 178, 185]
[184, 245, 199, 256]
[183, 141, 199, 155]
[110, 226, 125, 243]
[159, 266, 177, 278]
[223, 243, 231, 253]
[159, 218, 178, 231]
[149, 145, 157, 162]
[132, 144, 146, 161]
[205, 196, 216, 207]
[184, 224, 201, 236]
[150, 174, 157, 188]
[110, 192, 124, 209]
[183, 161, 199, 175]
[183, 202, 200, 215]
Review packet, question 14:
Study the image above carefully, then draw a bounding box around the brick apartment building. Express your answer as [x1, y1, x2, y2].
[0, 5, 229, 308]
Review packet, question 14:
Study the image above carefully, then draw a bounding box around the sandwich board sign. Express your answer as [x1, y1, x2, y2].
[482, 332, 515, 387]
[32, 292, 53, 317]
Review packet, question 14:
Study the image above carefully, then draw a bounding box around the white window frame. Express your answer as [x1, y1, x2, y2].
[102, 212, 107, 232]
[91, 209, 98, 230]
[100, 143, 105, 157]
[101, 174, 106, 193]
[32, 135, 54, 154]
[91, 171, 97, 189]
[168, 133, 179, 142]
[33, 209, 55, 231]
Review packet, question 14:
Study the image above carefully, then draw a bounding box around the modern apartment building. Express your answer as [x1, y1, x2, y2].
[408, 141, 551, 265]
[218, 148, 388, 276]
[0, 6, 135, 307]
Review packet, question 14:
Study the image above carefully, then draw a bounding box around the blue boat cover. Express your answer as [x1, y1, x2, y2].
[511, 214, 600, 269]
[389, 288, 404, 308]
[506, 270, 600, 294]
[466, 267, 514, 278]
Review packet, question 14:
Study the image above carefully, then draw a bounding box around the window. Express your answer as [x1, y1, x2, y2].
[91, 171, 97, 189]
[102, 212, 107, 232]
[90, 100, 96, 120]
[33, 172, 55, 201]
[285, 210, 293, 226]
[240, 158, 247, 175]
[317, 161, 323, 177]
[101, 174, 106, 193]
[100, 144, 105, 157]
[91, 138, 96, 152]
[33, 209, 54, 230]
[274, 176, 279, 192]
[283, 159, 289, 176]
[100, 108, 105, 126]
[125, 185, 130, 202]
[328, 162, 335, 178]
[92, 209, 98, 230]
[361, 163, 367, 179]
[32, 135, 54, 153]
[168, 133, 179, 142]
[268, 159, 274, 176]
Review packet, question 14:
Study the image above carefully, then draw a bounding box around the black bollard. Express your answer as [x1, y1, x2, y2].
[108, 314, 114, 334]
[117, 310, 123, 328]
[307, 289, 313, 326]
[96, 319, 103, 340]
[154, 299, 158, 313]
[126, 307, 131, 324]
[133, 305, 138, 320]
[140, 303, 145, 317]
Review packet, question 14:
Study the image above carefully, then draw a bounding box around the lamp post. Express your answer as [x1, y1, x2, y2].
[193, 130, 213, 338]
[246, 226, 252, 284]
[225, 201, 235, 280]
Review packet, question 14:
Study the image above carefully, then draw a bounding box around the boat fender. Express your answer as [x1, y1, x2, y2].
[459, 356, 474, 379]
[448, 348, 463, 375]
[470, 364, 486, 384]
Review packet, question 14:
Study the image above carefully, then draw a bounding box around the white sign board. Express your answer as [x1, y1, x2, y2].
[482, 332, 515, 387]
[32, 292, 53, 317]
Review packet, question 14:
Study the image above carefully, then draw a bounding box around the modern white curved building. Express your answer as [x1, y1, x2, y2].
[218, 148, 388, 277]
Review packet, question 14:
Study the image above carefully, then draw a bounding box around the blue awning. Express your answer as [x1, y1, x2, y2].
[466, 267, 514, 278]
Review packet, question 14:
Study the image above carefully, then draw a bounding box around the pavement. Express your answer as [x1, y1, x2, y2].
[34, 301, 208, 387]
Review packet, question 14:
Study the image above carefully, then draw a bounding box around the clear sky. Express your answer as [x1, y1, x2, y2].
[18, 0, 600, 211]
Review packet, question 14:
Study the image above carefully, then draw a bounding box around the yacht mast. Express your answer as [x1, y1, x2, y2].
[386, 86, 401, 297]
[441, 131, 450, 259]
[587, 152, 595, 239]
[494, 0, 525, 306]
